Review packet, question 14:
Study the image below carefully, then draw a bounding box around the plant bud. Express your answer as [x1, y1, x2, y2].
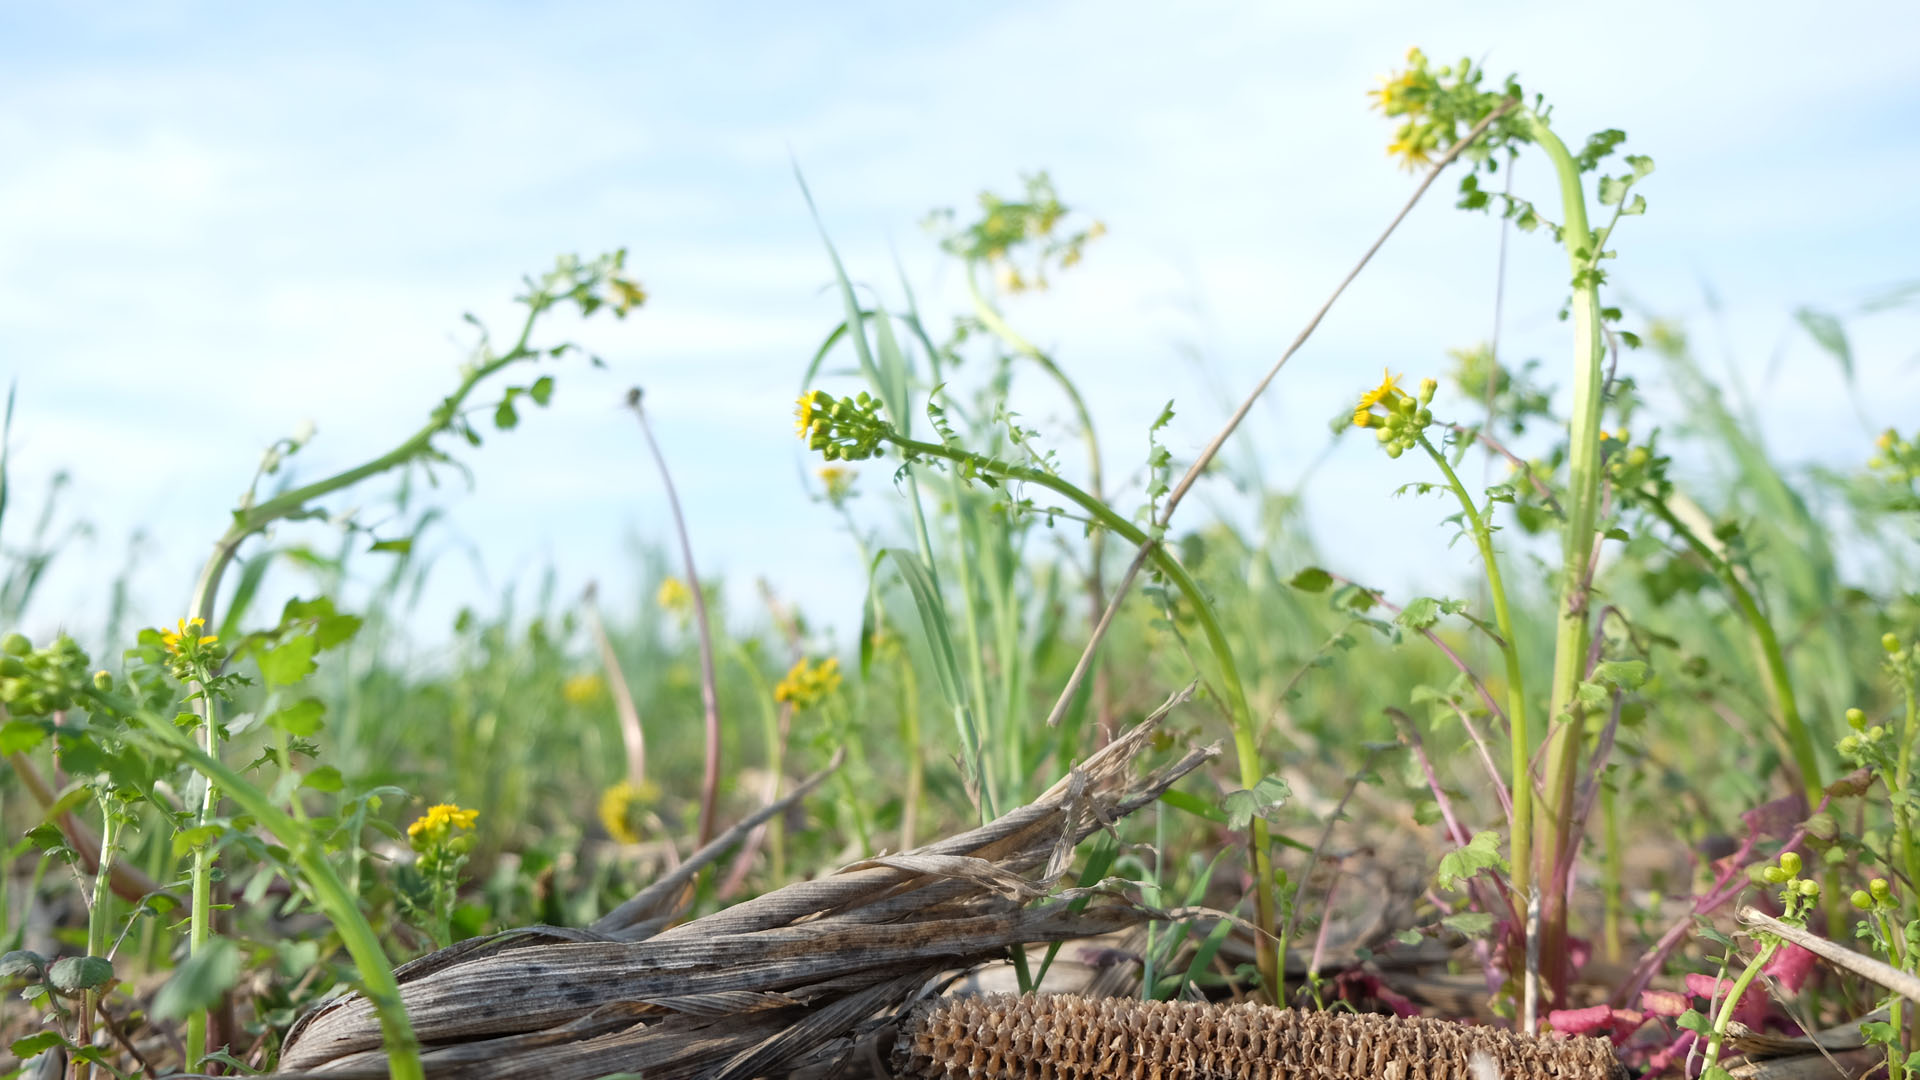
[1779, 851, 1802, 877]
[93, 670, 113, 692]
[1, 633, 29, 657]
[1853, 889, 1874, 910]
[1797, 879, 1820, 898]
[1886, 633, 1903, 654]
[1847, 707, 1867, 731]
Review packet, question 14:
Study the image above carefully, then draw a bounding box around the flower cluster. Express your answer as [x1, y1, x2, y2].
[158, 616, 223, 676]
[795, 390, 888, 462]
[1757, 849, 1821, 916]
[656, 577, 692, 617]
[1367, 48, 1518, 172]
[597, 779, 659, 845]
[774, 656, 842, 711]
[407, 803, 479, 849]
[1851, 875, 1896, 913]
[928, 172, 1106, 294]
[1351, 369, 1436, 458]
[818, 465, 857, 506]
[561, 672, 606, 707]
[0, 633, 93, 716]
[1867, 427, 1917, 479]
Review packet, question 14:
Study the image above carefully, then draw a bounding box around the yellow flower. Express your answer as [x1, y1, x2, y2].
[608, 276, 647, 316]
[407, 803, 479, 847]
[773, 656, 843, 710]
[1352, 368, 1405, 427]
[818, 466, 855, 504]
[598, 780, 657, 844]
[794, 389, 831, 441]
[1385, 125, 1433, 171]
[561, 672, 606, 706]
[158, 617, 218, 658]
[656, 577, 692, 615]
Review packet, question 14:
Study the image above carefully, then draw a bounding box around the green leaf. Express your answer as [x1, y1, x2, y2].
[266, 698, 326, 737]
[1441, 912, 1496, 938]
[1394, 929, 1423, 946]
[369, 538, 413, 555]
[1597, 175, 1630, 207]
[1592, 660, 1649, 689]
[152, 938, 241, 1020]
[1288, 567, 1332, 593]
[171, 824, 222, 858]
[9, 1031, 67, 1058]
[1221, 776, 1291, 831]
[301, 765, 344, 792]
[1624, 154, 1655, 179]
[0, 718, 46, 753]
[47, 955, 112, 993]
[1436, 830, 1508, 892]
[1575, 680, 1612, 708]
[494, 399, 518, 430]
[0, 949, 46, 979]
[257, 635, 316, 687]
[529, 375, 554, 405]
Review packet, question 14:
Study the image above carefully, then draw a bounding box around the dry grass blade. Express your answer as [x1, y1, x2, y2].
[273, 708, 1216, 1078]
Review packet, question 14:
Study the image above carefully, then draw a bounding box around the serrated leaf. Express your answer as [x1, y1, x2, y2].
[152, 938, 241, 1020]
[47, 955, 112, 993]
[1436, 830, 1508, 892]
[1624, 154, 1655, 179]
[1597, 175, 1629, 207]
[1575, 680, 1612, 708]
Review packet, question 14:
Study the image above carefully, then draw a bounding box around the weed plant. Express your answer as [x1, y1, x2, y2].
[1, 49, 1916, 1080]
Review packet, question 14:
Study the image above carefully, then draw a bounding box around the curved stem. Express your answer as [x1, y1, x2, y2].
[884, 431, 1276, 993]
[627, 392, 724, 848]
[1420, 435, 1532, 905]
[1522, 107, 1606, 1013]
[1701, 939, 1779, 1074]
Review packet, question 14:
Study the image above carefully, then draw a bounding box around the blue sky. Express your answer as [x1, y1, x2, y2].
[3, 1, 1916, 652]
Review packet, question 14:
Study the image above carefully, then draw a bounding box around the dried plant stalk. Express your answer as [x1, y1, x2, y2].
[273, 697, 1214, 1079]
[894, 993, 1627, 1080]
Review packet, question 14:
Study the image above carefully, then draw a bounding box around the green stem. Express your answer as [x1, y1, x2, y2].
[1646, 499, 1819, 807]
[83, 799, 118, 1080]
[1899, 678, 1920, 893]
[1522, 107, 1607, 1010]
[1883, 911, 1910, 1080]
[885, 431, 1278, 996]
[185, 672, 219, 1070]
[1701, 939, 1780, 1074]
[105, 692, 424, 1080]
[1420, 434, 1533, 915]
